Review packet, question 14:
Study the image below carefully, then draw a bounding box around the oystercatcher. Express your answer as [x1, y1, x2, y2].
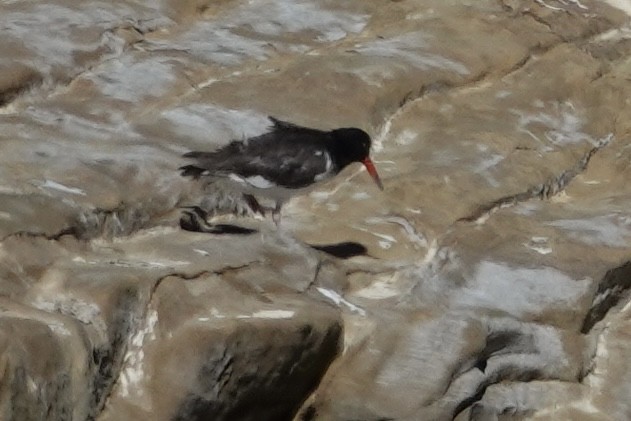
[180, 117, 383, 224]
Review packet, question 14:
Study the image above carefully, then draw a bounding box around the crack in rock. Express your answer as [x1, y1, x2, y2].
[449, 318, 580, 419]
[373, 71, 489, 153]
[446, 259, 631, 418]
[96, 264, 257, 418]
[581, 260, 631, 334]
[0, 16, 170, 114]
[458, 136, 611, 224]
[376, 0, 618, 153]
[0, 71, 44, 109]
[1, 203, 158, 243]
[1, 226, 80, 243]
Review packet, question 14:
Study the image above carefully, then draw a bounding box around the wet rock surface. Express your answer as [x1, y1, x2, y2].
[2, 0, 631, 420]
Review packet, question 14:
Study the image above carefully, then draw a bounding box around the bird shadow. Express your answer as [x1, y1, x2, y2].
[179, 207, 367, 259]
[309, 242, 367, 259]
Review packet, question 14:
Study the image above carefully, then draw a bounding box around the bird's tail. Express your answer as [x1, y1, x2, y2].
[179, 165, 205, 179]
[182, 151, 207, 158]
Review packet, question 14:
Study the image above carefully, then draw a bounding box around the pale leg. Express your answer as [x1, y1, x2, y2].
[272, 202, 282, 226]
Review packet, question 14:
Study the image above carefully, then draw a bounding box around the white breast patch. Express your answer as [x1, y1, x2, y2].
[244, 175, 275, 189]
[314, 152, 333, 182]
[228, 173, 275, 189]
[228, 173, 246, 184]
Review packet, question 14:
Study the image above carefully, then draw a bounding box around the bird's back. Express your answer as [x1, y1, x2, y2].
[180, 118, 337, 189]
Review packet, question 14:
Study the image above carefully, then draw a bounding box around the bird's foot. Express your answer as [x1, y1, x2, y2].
[272, 203, 282, 226]
[180, 206, 210, 232]
[243, 194, 266, 217]
[180, 206, 257, 235]
[181, 205, 210, 220]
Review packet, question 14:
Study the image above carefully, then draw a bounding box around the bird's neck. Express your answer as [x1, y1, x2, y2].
[326, 137, 355, 171]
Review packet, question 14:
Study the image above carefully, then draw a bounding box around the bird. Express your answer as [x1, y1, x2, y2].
[179, 116, 383, 224]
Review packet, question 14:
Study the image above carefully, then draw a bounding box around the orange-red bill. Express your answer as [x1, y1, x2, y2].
[362, 157, 384, 190]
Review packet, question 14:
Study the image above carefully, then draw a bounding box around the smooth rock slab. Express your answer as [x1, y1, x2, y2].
[98, 273, 341, 421]
[0, 229, 343, 421]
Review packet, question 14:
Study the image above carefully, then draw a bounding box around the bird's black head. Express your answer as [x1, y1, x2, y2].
[331, 127, 384, 190]
[331, 127, 372, 163]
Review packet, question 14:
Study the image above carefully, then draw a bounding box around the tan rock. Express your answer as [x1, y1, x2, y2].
[2, 0, 631, 420]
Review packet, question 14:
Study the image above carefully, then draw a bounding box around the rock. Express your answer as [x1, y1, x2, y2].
[2, 0, 631, 420]
[0, 311, 76, 420]
[99, 274, 341, 421]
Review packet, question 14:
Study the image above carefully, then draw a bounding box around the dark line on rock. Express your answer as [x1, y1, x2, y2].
[0, 73, 43, 108]
[451, 380, 489, 420]
[95, 263, 255, 418]
[302, 260, 323, 293]
[458, 138, 610, 224]
[2, 200, 180, 244]
[384, 0, 619, 132]
[523, 9, 554, 32]
[1, 226, 79, 243]
[581, 260, 631, 334]
[89, 286, 145, 419]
